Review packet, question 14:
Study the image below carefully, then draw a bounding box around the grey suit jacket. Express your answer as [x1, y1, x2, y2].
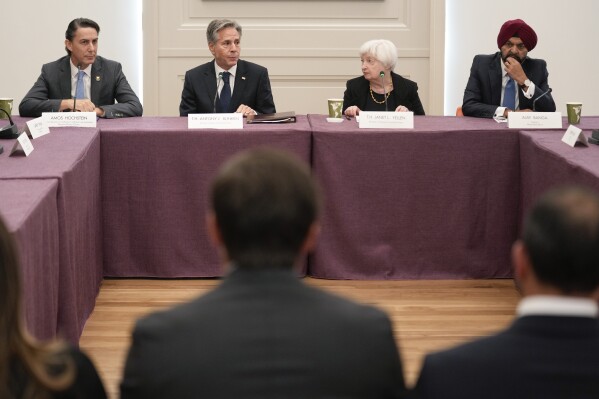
[412, 315, 599, 399]
[19, 55, 142, 118]
[179, 59, 276, 116]
[462, 52, 556, 118]
[121, 268, 406, 399]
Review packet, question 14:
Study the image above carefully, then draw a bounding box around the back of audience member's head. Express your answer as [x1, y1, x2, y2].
[0, 216, 73, 398]
[210, 148, 320, 269]
[522, 186, 599, 295]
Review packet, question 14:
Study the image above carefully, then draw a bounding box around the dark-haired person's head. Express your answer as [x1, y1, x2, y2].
[64, 18, 100, 69]
[516, 186, 599, 296]
[209, 148, 320, 270]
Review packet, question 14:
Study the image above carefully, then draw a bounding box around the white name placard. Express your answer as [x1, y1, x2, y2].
[561, 125, 589, 148]
[188, 113, 243, 129]
[507, 112, 562, 129]
[26, 116, 50, 139]
[42, 112, 97, 128]
[10, 132, 34, 157]
[359, 112, 414, 129]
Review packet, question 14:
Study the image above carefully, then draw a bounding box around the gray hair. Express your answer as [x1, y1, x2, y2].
[359, 39, 398, 71]
[206, 19, 242, 44]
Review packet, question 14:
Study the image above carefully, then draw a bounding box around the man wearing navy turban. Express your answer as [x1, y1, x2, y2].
[462, 19, 556, 118]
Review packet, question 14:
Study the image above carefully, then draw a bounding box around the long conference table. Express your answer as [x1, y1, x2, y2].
[1, 114, 598, 343]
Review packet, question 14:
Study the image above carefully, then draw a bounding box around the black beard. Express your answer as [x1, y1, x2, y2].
[502, 54, 522, 63]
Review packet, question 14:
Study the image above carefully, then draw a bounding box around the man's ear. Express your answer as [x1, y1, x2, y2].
[65, 39, 72, 53]
[208, 42, 216, 57]
[206, 212, 223, 247]
[512, 240, 532, 286]
[300, 222, 320, 255]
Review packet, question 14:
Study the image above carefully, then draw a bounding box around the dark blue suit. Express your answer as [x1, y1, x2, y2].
[462, 52, 555, 118]
[19, 55, 142, 118]
[412, 315, 599, 399]
[179, 60, 276, 116]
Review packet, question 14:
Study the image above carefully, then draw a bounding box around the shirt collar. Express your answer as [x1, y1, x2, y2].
[214, 61, 237, 79]
[517, 295, 598, 318]
[70, 60, 92, 77]
[499, 57, 508, 78]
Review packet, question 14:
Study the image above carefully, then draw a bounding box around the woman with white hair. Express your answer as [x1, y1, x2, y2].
[343, 39, 425, 117]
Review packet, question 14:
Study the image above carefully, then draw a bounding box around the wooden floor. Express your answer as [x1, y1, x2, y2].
[79, 277, 520, 399]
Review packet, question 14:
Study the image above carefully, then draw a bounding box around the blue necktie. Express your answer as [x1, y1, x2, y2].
[219, 71, 231, 113]
[502, 78, 516, 110]
[75, 70, 86, 99]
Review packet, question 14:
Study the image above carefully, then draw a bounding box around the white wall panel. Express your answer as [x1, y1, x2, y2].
[144, 0, 440, 116]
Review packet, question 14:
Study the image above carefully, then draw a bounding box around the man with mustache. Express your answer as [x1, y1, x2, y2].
[461, 19, 555, 118]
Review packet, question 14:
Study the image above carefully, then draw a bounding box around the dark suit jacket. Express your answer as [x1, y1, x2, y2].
[462, 52, 556, 118]
[121, 268, 406, 399]
[412, 315, 599, 399]
[19, 55, 142, 118]
[179, 60, 276, 116]
[342, 72, 425, 115]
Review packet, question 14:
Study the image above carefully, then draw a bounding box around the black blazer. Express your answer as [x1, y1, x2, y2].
[412, 315, 599, 399]
[342, 72, 425, 115]
[121, 268, 407, 399]
[462, 52, 556, 118]
[179, 60, 276, 116]
[19, 55, 142, 118]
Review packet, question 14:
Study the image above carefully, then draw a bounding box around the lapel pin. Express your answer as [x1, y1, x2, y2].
[242, 76, 246, 80]
[95, 76, 101, 81]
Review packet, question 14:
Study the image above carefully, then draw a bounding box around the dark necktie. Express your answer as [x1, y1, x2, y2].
[220, 71, 232, 113]
[502, 78, 516, 110]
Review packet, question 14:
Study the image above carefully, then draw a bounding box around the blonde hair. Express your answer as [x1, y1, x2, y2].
[0, 217, 74, 398]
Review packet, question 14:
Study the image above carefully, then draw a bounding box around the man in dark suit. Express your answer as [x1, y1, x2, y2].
[179, 19, 276, 116]
[120, 148, 406, 399]
[412, 186, 599, 399]
[462, 19, 555, 118]
[19, 18, 142, 119]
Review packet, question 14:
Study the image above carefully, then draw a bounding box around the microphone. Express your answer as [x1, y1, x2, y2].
[532, 87, 552, 112]
[379, 71, 388, 112]
[213, 72, 223, 113]
[0, 108, 19, 139]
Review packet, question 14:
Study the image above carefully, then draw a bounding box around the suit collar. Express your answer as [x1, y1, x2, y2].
[489, 52, 503, 105]
[230, 60, 248, 108]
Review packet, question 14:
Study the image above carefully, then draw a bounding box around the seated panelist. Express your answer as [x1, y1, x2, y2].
[19, 18, 142, 119]
[343, 39, 425, 117]
[179, 19, 276, 116]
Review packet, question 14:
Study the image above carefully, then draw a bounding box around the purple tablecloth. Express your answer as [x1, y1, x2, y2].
[0, 180, 59, 340]
[98, 117, 312, 277]
[309, 114, 521, 279]
[519, 119, 599, 226]
[0, 119, 102, 343]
